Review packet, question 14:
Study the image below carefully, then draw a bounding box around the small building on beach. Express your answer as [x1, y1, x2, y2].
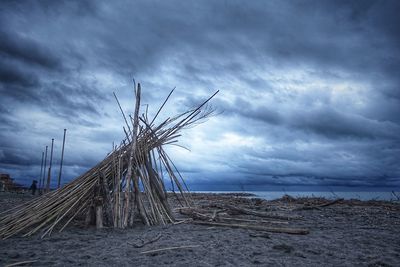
[0, 173, 22, 192]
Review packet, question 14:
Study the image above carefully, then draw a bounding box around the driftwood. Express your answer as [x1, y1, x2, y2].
[179, 208, 211, 220]
[218, 217, 289, 225]
[192, 221, 309, 235]
[291, 198, 344, 211]
[179, 206, 309, 235]
[223, 204, 302, 220]
[179, 208, 289, 225]
[140, 245, 200, 254]
[249, 232, 270, 239]
[128, 233, 162, 248]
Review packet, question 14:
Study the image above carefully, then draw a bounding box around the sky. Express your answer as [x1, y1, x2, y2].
[0, 0, 399, 191]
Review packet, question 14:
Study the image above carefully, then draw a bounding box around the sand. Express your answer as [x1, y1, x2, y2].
[0, 192, 399, 266]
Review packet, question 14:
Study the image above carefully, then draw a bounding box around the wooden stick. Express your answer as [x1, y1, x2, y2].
[192, 221, 309, 235]
[123, 83, 141, 228]
[38, 151, 44, 191]
[223, 204, 301, 220]
[57, 129, 67, 188]
[128, 233, 162, 248]
[291, 198, 344, 211]
[218, 217, 289, 225]
[99, 170, 113, 225]
[46, 139, 54, 193]
[42, 146, 48, 192]
[113, 91, 131, 134]
[149, 87, 175, 126]
[5, 260, 38, 267]
[140, 245, 200, 254]
[96, 204, 103, 229]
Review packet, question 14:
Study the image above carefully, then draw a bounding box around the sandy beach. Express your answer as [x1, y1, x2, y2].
[0, 192, 399, 266]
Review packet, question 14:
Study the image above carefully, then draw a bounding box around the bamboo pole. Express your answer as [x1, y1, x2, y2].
[122, 83, 141, 228]
[41, 146, 48, 193]
[57, 129, 67, 189]
[96, 204, 103, 229]
[38, 151, 44, 191]
[113, 92, 131, 134]
[46, 139, 54, 193]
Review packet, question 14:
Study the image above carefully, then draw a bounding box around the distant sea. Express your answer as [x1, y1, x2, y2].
[193, 191, 400, 201]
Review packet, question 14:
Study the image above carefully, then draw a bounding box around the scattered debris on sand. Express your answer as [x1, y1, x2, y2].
[1, 193, 399, 266]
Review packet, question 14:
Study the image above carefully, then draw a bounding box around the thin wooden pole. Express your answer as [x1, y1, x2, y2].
[149, 87, 175, 126]
[123, 83, 141, 228]
[113, 92, 131, 134]
[46, 139, 54, 193]
[57, 129, 67, 188]
[38, 152, 44, 191]
[42, 146, 48, 193]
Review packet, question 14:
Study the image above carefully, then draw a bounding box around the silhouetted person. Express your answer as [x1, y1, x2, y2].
[30, 180, 37, 195]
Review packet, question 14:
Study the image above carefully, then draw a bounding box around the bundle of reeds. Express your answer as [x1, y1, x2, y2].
[0, 83, 218, 239]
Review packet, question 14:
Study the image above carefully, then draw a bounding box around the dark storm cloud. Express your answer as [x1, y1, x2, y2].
[214, 96, 400, 140]
[0, 0, 399, 189]
[289, 108, 400, 140]
[0, 1, 104, 123]
[149, 0, 400, 82]
[0, 62, 39, 89]
[213, 97, 283, 126]
[0, 149, 33, 167]
[0, 30, 61, 70]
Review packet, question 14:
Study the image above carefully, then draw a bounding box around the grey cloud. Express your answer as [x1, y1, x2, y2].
[0, 149, 33, 167]
[0, 62, 40, 89]
[214, 97, 283, 126]
[0, 30, 62, 70]
[216, 96, 400, 140]
[289, 108, 400, 140]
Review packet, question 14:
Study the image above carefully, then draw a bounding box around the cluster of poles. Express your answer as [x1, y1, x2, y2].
[0, 82, 218, 239]
[37, 129, 67, 193]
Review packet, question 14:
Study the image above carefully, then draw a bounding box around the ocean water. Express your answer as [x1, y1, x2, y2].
[193, 191, 400, 201]
[252, 191, 400, 201]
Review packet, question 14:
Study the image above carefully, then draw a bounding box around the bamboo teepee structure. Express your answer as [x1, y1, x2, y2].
[0, 83, 218, 239]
